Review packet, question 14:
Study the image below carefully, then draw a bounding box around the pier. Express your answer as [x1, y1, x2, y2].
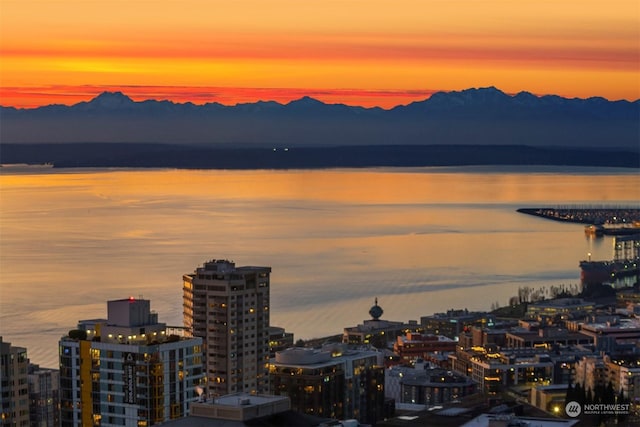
[517, 207, 640, 236]
[517, 206, 640, 225]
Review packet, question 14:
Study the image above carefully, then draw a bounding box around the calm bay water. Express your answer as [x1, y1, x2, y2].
[1, 166, 638, 368]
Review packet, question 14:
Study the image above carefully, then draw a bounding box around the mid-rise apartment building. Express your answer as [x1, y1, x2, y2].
[59, 298, 203, 427]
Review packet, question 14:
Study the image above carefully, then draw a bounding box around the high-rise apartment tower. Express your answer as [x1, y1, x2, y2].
[183, 259, 271, 397]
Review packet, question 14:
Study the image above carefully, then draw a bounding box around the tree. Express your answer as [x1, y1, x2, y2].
[586, 387, 593, 405]
[617, 389, 629, 424]
[564, 382, 575, 407]
[574, 382, 585, 405]
[604, 381, 615, 405]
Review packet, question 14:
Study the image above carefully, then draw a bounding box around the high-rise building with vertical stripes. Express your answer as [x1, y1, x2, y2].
[183, 259, 271, 397]
[58, 298, 203, 427]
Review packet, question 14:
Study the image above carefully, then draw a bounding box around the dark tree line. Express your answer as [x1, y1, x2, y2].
[565, 381, 630, 423]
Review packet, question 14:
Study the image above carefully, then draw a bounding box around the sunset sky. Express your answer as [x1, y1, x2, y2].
[1, 0, 638, 108]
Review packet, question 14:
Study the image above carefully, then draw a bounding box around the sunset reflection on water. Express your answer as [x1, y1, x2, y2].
[1, 166, 638, 367]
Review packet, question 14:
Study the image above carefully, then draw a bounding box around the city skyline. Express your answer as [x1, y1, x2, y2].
[1, 1, 638, 108]
[1, 1, 639, 425]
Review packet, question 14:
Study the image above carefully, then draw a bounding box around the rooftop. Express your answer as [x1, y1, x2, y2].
[273, 345, 379, 368]
[581, 318, 640, 332]
[529, 298, 593, 308]
[189, 393, 290, 422]
[461, 414, 579, 427]
[213, 394, 287, 408]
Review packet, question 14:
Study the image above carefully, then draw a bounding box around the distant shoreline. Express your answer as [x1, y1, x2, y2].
[1, 143, 639, 170]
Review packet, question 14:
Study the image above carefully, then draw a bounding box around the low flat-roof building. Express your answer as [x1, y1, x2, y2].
[530, 384, 569, 415]
[393, 333, 456, 363]
[451, 346, 597, 394]
[526, 298, 594, 318]
[577, 318, 640, 353]
[505, 327, 593, 349]
[420, 309, 485, 339]
[458, 325, 510, 349]
[191, 393, 290, 421]
[156, 393, 332, 427]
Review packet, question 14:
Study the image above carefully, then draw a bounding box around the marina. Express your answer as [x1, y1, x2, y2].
[517, 207, 640, 236]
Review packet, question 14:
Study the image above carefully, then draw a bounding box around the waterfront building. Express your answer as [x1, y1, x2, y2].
[183, 259, 271, 397]
[526, 298, 595, 318]
[28, 363, 60, 427]
[58, 297, 203, 427]
[342, 299, 420, 347]
[269, 345, 385, 425]
[268, 326, 294, 358]
[393, 332, 456, 364]
[0, 337, 29, 427]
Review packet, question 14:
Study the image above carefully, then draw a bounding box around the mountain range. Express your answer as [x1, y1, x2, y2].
[1, 87, 638, 168]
